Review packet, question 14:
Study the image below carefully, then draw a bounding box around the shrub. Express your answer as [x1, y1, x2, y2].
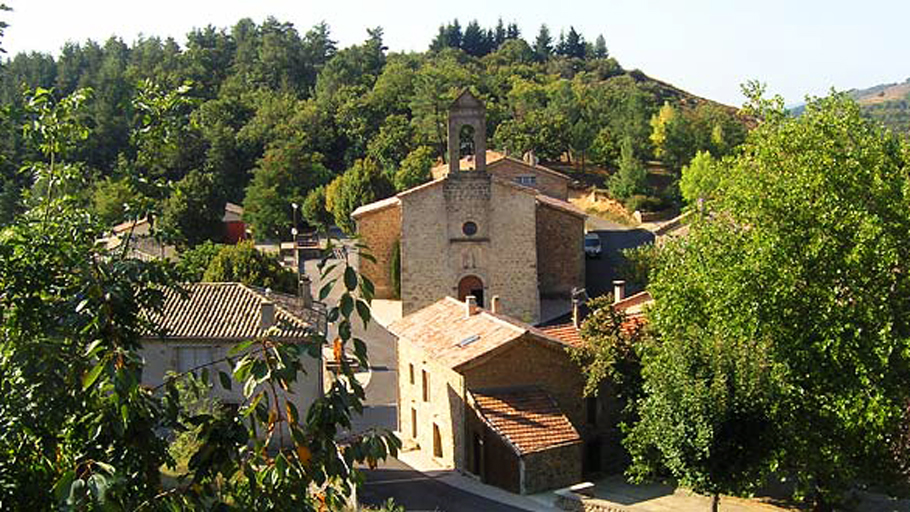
[624, 194, 664, 213]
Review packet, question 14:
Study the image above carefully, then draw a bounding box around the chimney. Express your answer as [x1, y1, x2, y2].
[465, 295, 478, 317]
[523, 150, 538, 166]
[260, 301, 275, 330]
[613, 280, 626, 304]
[298, 274, 313, 309]
[572, 297, 582, 328]
[490, 295, 501, 314]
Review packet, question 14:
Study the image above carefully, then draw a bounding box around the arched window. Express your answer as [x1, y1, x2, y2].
[459, 124, 476, 159]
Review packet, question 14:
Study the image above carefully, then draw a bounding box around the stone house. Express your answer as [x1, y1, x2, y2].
[354, 91, 585, 324]
[390, 295, 620, 494]
[431, 149, 571, 201]
[140, 282, 323, 435]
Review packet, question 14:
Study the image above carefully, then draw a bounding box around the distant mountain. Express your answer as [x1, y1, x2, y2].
[790, 79, 910, 133]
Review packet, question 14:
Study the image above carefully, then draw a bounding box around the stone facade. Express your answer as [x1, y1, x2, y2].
[488, 158, 569, 201]
[462, 334, 587, 426]
[397, 329, 466, 469]
[356, 90, 584, 324]
[399, 174, 540, 322]
[354, 201, 401, 298]
[537, 203, 586, 299]
[521, 443, 584, 495]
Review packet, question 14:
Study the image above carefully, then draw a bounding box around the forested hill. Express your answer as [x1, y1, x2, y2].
[849, 79, 910, 133]
[789, 78, 910, 134]
[0, 17, 746, 242]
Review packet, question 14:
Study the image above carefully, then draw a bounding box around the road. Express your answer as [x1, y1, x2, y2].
[358, 457, 531, 512]
[584, 217, 655, 299]
[302, 245, 398, 435]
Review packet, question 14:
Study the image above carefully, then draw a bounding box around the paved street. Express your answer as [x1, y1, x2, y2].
[358, 458, 531, 512]
[584, 218, 654, 299]
[302, 245, 398, 435]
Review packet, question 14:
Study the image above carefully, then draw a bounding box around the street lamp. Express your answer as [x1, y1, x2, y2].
[291, 202, 300, 273]
[291, 202, 299, 239]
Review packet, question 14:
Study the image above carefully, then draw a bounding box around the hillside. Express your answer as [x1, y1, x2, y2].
[791, 79, 910, 134]
[849, 79, 910, 133]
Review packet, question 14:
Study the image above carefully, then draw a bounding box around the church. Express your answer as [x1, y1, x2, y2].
[353, 90, 586, 324]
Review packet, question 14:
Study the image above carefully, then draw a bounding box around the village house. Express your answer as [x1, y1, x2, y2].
[354, 91, 586, 324]
[390, 295, 620, 494]
[139, 282, 324, 433]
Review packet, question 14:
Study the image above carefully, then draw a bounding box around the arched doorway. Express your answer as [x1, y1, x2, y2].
[458, 275, 484, 308]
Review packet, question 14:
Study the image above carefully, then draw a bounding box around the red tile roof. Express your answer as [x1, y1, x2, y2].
[539, 323, 583, 348]
[471, 387, 581, 455]
[144, 283, 314, 341]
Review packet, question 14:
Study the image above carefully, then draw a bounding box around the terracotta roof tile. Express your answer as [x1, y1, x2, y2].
[539, 323, 583, 348]
[388, 297, 526, 370]
[471, 386, 581, 455]
[144, 283, 313, 341]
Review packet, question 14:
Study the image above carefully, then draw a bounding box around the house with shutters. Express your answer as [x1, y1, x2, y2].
[139, 282, 324, 429]
[353, 90, 586, 325]
[390, 295, 621, 494]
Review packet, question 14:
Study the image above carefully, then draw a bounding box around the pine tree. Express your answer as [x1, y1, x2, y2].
[594, 34, 608, 58]
[534, 24, 552, 61]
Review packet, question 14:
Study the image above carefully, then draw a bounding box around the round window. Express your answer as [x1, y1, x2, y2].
[462, 221, 478, 236]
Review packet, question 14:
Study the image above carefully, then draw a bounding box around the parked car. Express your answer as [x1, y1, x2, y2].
[584, 233, 602, 258]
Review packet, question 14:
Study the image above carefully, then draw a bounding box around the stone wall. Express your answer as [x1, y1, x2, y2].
[400, 175, 540, 323]
[400, 181, 453, 315]
[140, 339, 322, 445]
[355, 203, 401, 299]
[536, 204, 585, 299]
[486, 180, 540, 323]
[521, 443, 583, 494]
[463, 335, 586, 429]
[397, 335, 466, 469]
[489, 159, 569, 200]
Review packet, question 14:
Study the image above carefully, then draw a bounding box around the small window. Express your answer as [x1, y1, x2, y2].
[433, 423, 443, 458]
[515, 175, 537, 186]
[409, 363, 415, 385]
[462, 221, 478, 236]
[411, 408, 418, 438]
[586, 396, 598, 426]
[422, 370, 430, 402]
[176, 346, 213, 375]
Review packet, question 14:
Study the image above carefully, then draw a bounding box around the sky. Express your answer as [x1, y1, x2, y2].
[3, 0, 908, 107]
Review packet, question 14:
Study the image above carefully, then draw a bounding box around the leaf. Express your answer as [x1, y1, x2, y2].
[340, 294, 354, 318]
[356, 300, 371, 327]
[344, 266, 357, 291]
[319, 279, 336, 301]
[297, 445, 312, 467]
[229, 338, 257, 357]
[286, 400, 299, 425]
[82, 361, 105, 390]
[52, 470, 75, 501]
[359, 252, 377, 264]
[219, 371, 232, 391]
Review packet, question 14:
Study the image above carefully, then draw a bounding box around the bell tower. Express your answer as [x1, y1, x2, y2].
[447, 90, 487, 174]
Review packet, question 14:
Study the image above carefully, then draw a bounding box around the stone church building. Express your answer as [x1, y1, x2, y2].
[353, 90, 585, 324]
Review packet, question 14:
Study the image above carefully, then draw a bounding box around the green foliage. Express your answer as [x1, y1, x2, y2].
[302, 185, 333, 228]
[243, 143, 332, 241]
[608, 136, 648, 202]
[176, 240, 224, 281]
[158, 169, 225, 247]
[618, 243, 659, 288]
[631, 90, 910, 507]
[92, 176, 137, 225]
[624, 194, 664, 213]
[394, 145, 435, 191]
[569, 295, 644, 402]
[330, 158, 394, 234]
[202, 240, 297, 293]
[0, 86, 399, 510]
[390, 239, 401, 299]
[679, 150, 727, 204]
[650, 101, 746, 173]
